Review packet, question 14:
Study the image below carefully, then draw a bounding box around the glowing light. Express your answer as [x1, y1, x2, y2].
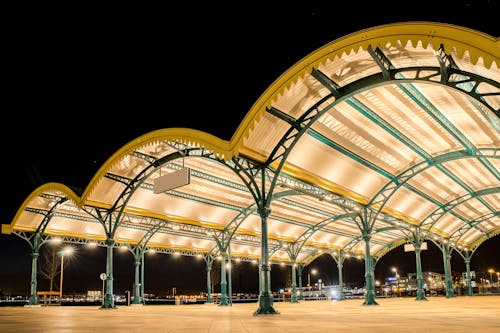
[62, 246, 73, 255]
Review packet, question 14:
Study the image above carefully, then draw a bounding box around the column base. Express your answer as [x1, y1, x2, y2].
[253, 293, 280, 315]
[362, 291, 378, 305]
[130, 303, 144, 306]
[415, 291, 427, 301]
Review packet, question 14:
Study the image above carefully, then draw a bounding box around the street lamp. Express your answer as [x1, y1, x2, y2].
[392, 267, 400, 297]
[308, 268, 317, 290]
[59, 246, 73, 302]
[488, 269, 494, 286]
[427, 277, 434, 296]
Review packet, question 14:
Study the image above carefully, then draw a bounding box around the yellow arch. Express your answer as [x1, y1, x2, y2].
[2, 182, 81, 234]
[81, 128, 235, 202]
[230, 21, 499, 152]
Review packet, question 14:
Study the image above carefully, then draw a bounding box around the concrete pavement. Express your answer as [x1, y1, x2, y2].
[0, 296, 499, 332]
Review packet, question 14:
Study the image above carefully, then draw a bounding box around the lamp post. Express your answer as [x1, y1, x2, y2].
[488, 269, 494, 286]
[392, 267, 399, 297]
[59, 247, 73, 302]
[308, 268, 317, 291]
[428, 277, 433, 296]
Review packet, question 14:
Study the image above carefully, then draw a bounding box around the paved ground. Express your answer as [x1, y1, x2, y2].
[1, 296, 499, 332]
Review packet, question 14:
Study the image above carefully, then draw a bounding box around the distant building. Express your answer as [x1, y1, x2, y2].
[407, 271, 445, 295]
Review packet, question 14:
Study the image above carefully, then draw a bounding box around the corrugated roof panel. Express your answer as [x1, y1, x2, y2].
[287, 134, 387, 199]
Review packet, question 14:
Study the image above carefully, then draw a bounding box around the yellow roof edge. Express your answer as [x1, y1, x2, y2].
[81, 128, 234, 203]
[230, 21, 498, 156]
[1, 224, 12, 234]
[5, 182, 82, 232]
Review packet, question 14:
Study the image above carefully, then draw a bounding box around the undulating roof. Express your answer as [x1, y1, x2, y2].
[3, 22, 499, 265]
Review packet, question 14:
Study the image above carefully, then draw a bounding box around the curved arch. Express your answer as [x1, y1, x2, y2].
[468, 226, 500, 251]
[81, 128, 234, 203]
[231, 22, 498, 152]
[2, 182, 81, 234]
[372, 239, 413, 259]
[419, 187, 500, 232]
[368, 149, 499, 210]
[450, 211, 500, 241]
[101, 148, 201, 235]
[288, 213, 354, 259]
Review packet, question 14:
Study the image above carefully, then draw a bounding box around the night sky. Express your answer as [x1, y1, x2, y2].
[1, 1, 499, 296]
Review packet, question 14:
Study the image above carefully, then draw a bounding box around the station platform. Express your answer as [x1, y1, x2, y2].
[1, 296, 498, 332]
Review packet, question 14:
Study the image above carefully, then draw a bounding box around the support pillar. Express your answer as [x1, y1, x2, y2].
[297, 264, 303, 300]
[219, 255, 229, 306]
[291, 263, 298, 303]
[205, 258, 213, 303]
[362, 235, 378, 305]
[332, 250, 346, 301]
[414, 244, 427, 301]
[101, 238, 116, 309]
[141, 251, 145, 304]
[132, 255, 141, 304]
[254, 207, 279, 315]
[442, 248, 455, 298]
[337, 260, 345, 300]
[465, 258, 473, 296]
[227, 256, 233, 305]
[27, 250, 40, 305]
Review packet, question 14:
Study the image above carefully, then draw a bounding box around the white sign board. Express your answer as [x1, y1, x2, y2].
[404, 242, 427, 252]
[154, 168, 191, 193]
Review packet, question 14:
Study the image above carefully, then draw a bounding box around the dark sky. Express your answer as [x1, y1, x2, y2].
[1, 1, 499, 296]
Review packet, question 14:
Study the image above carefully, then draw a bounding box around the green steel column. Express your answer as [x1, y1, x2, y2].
[297, 264, 303, 300]
[254, 207, 279, 315]
[465, 258, 473, 296]
[205, 260, 213, 303]
[442, 248, 455, 298]
[257, 259, 262, 295]
[132, 255, 141, 304]
[370, 258, 376, 293]
[101, 238, 116, 309]
[219, 255, 229, 306]
[414, 244, 427, 301]
[291, 263, 298, 303]
[362, 235, 378, 305]
[27, 249, 40, 305]
[227, 256, 233, 305]
[337, 260, 345, 300]
[141, 251, 145, 304]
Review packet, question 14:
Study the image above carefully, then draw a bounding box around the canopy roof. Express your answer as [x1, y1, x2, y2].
[3, 22, 499, 265]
